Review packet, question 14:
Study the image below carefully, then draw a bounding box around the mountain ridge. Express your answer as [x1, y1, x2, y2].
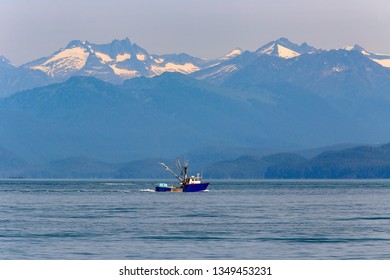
[5, 142, 390, 179]
[265, 143, 390, 179]
[2, 37, 390, 97]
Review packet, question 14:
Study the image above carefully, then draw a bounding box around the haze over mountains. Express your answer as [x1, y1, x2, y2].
[1, 37, 390, 178]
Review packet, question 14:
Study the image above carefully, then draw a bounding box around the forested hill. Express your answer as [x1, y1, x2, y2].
[265, 144, 390, 179]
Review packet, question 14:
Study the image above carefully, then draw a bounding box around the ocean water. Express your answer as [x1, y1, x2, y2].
[1, 179, 390, 260]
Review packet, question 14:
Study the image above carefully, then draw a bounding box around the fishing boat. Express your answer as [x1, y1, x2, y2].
[155, 159, 209, 192]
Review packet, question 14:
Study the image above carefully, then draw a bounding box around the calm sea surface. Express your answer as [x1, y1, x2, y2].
[1, 179, 390, 259]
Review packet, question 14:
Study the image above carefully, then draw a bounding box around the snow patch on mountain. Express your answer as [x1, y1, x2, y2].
[371, 58, 390, 67]
[151, 63, 200, 75]
[220, 48, 243, 60]
[343, 46, 354, 51]
[277, 45, 300, 59]
[109, 64, 139, 78]
[262, 44, 276, 55]
[31, 47, 89, 77]
[116, 53, 131, 62]
[154, 58, 164, 63]
[95, 52, 113, 63]
[195, 64, 238, 80]
[136, 54, 146, 61]
[342, 44, 390, 68]
[332, 65, 347, 73]
[258, 43, 300, 59]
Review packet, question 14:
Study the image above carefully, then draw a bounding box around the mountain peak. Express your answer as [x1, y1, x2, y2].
[274, 37, 292, 45]
[110, 38, 132, 47]
[220, 48, 243, 60]
[352, 44, 366, 52]
[20, 38, 207, 85]
[65, 40, 90, 49]
[255, 38, 317, 59]
[342, 44, 367, 53]
[341, 44, 390, 68]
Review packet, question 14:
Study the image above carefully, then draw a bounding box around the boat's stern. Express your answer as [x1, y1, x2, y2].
[155, 183, 184, 192]
[155, 183, 172, 192]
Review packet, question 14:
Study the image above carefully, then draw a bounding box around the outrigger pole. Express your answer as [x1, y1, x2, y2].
[159, 162, 183, 182]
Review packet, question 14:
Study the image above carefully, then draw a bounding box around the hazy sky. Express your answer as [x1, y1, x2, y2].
[2, 0, 390, 65]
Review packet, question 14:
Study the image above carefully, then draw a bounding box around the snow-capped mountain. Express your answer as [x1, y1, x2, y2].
[223, 48, 390, 98]
[218, 48, 244, 61]
[23, 38, 209, 84]
[193, 38, 319, 83]
[2, 37, 390, 98]
[22, 39, 244, 84]
[191, 50, 257, 84]
[0, 38, 241, 97]
[342, 44, 390, 68]
[255, 37, 318, 58]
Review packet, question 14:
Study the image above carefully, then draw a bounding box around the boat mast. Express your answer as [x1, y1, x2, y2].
[184, 161, 189, 181]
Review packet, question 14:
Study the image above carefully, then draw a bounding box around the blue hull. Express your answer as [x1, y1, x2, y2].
[183, 182, 209, 192]
[155, 186, 173, 192]
[155, 183, 209, 192]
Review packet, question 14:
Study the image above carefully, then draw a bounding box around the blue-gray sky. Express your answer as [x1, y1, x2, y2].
[2, 0, 390, 65]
